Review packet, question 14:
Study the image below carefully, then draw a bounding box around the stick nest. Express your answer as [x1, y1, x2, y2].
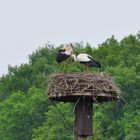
[47, 72, 121, 103]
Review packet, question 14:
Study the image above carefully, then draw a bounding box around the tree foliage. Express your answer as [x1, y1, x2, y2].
[0, 33, 140, 139]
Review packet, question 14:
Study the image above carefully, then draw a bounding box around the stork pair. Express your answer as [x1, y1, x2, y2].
[56, 43, 101, 72]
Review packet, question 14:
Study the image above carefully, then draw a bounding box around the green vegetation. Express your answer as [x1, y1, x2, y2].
[0, 33, 140, 139]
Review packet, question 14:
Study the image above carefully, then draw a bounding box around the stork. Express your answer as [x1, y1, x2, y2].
[71, 53, 101, 72]
[56, 43, 74, 63]
[56, 43, 75, 72]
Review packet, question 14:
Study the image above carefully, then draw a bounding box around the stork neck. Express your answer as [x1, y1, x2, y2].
[71, 54, 77, 61]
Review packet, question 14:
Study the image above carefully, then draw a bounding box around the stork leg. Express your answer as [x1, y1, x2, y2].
[98, 68, 100, 73]
[59, 62, 67, 73]
[84, 66, 90, 73]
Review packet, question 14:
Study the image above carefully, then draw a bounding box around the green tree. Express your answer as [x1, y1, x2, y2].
[33, 103, 73, 140]
[0, 87, 48, 140]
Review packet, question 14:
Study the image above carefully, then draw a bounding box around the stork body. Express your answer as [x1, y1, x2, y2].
[56, 43, 74, 63]
[56, 50, 71, 63]
[77, 53, 101, 68]
[71, 53, 101, 68]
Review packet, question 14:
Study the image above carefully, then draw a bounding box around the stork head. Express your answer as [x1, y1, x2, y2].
[62, 43, 75, 54]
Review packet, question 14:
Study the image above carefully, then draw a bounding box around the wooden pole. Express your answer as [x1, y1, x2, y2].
[74, 97, 93, 140]
[75, 136, 87, 140]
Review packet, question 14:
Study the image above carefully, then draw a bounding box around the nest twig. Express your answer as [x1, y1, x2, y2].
[47, 72, 121, 103]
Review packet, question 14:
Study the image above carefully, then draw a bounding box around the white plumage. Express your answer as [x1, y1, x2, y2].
[71, 53, 101, 68]
[77, 53, 91, 62]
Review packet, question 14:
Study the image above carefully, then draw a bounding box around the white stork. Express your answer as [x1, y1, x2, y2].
[71, 53, 101, 71]
[56, 43, 74, 63]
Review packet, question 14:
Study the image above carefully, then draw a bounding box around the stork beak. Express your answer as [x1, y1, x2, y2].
[70, 43, 75, 52]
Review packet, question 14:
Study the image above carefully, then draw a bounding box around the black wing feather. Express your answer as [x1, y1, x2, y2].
[56, 53, 70, 63]
[87, 56, 101, 68]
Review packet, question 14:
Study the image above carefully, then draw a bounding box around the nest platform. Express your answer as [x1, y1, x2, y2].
[47, 72, 120, 103]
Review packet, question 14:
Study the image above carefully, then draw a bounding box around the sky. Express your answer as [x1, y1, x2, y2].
[0, 0, 140, 76]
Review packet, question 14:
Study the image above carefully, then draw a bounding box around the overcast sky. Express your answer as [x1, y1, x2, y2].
[0, 0, 140, 76]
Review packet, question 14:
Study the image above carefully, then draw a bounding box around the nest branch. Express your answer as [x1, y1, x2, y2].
[47, 72, 121, 102]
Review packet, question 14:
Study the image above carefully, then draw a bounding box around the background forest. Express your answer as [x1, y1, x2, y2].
[0, 33, 140, 140]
